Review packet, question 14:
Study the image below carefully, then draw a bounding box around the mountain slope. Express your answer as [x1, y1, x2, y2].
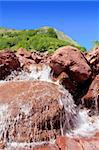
[0, 27, 86, 52]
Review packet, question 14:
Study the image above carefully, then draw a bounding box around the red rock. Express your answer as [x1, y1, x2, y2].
[56, 136, 99, 150]
[16, 48, 35, 71]
[86, 46, 99, 77]
[0, 140, 6, 149]
[50, 46, 91, 83]
[51, 72, 77, 95]
[17, 48, 31, 58]
[31, 51, 51, 64]
[0, 50, 20, 80]
[0, 81, 77, 143]
[56, 136, 67, 150]
[31, 52, 42, 64]
[6, 143, 59, 150]
[82, 74, 99, 109]
[33, 143, 59, 150]
[17, 49, 50, 71]
[32, 136, 99, 150]
[18, 54, 35, 71]
[56, 136, 83, 150]
[78, 137, 99, 150]
[95, 132, 99, 137]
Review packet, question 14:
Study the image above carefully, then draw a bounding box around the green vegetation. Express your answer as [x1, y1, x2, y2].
[90, 41, 99, 51]
[0, 26, 86, 53]
[93, 41, 99, 47]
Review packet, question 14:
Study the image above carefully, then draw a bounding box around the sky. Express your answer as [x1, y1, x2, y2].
[0, 1, 99, 50]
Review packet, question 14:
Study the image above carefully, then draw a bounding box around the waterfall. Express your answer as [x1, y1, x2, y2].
[5, 64, 52, 82]
[0, 64, 99, 149]
[68, 109, 99, 137]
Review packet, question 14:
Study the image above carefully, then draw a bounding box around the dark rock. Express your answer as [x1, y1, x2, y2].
[0, 50, 20, 80]
[31, 52, 42, 64]
[50, 46, 92, 102]
[82, 75, 99, 111]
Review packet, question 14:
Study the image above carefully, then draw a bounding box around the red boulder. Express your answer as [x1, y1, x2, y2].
[50, 46, 91, 83]
[0, 50, 20, 80]
[82, 75, 99, 111]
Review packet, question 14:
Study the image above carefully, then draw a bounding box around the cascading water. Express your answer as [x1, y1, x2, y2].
[5, 64, 52, 82]
[94, 85, 99, 116]
[0, 64, 99, 149]
[67, 109, 99, 137]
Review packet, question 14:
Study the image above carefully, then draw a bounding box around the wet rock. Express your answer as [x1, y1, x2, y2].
[86, 47, 99, 78]
[33, 143, 59, 150]
[16, 48, 35, 71]
[0, 81, 77, 143]
[95, 132, 99, 137]
[17, 49, 50, 71]
[17, 54, 35, 71]
[0, 50, 20, 80]
[78, 137, 99, 150]
[50, 46, 92, 98]
[31, 51, 51, 64]
[0, 140, 6, 149]
[31, 52, 42, 64]
[56, 136, 83, 150]
[51, 72, 76, 94]
[82, 75, 99, 110]
[56, 136, 99, 150]
[33, 136, 99, 150]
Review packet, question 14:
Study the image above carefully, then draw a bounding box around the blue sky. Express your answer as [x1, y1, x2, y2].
[0, 1, 99, 49]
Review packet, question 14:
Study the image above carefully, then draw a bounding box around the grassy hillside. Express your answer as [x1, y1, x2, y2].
[0, 26, 86, 53]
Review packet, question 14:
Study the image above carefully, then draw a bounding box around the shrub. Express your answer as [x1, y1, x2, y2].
[29, 34, 67, 52]
[0, 27, 86, 53]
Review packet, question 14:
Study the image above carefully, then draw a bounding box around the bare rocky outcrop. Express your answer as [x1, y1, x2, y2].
[0, 81, 77, 143]
[82, 74, 99, 111]
[16, 48, 50, 71]
[49, 46, 92, 102]
[50, 46, 91, 82]
[0, 50, 20, 80]
[85, 46, 99, 78]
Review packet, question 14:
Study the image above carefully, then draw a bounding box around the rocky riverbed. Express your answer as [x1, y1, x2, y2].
[0, 46, 99, 150]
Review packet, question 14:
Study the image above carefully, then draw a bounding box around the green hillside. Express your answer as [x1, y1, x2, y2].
[0, 26, 86, 53]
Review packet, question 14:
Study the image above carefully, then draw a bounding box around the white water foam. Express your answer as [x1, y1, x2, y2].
[68, 109, 99, 137]
[6, 139, 55, 150]
[5, 65, 53, 83]
[0, 104, 9, 143]
[1, 65, 99, 139]
[0, 64, 99, 149]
